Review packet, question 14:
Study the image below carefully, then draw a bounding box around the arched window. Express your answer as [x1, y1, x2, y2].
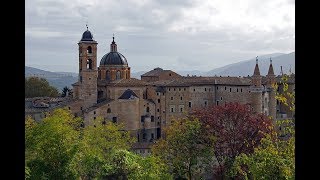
[87, 59, 93, 69]
[87, 46, 92, 54]
[107, 108, 111, 113]
[106, 71, 110, 80]
[116, 71, 121, 80]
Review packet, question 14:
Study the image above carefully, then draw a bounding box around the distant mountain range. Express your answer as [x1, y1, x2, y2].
[204, 52, 295, 77]
[25, 52, 294, 90]
[131, 52, 295, 77]
[25, 66, 78, 92]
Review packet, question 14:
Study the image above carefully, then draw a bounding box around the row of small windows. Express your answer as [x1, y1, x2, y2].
[193, 88, 212, 92]
[221, 86, 243, 92]
[156, 92, 165, 96]
[169, 105, 185, 113]
[168, 88, 187, 91]
[98, 70, 125, 80]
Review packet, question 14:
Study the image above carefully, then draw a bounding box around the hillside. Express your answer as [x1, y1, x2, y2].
[205, 52, 295, 76]
[25, 66, 78, 92]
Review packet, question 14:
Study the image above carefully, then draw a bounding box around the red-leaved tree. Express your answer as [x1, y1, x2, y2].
[190, 102, 273, 179]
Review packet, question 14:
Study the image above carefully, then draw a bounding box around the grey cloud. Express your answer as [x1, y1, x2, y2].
[26, 0, 294, 73]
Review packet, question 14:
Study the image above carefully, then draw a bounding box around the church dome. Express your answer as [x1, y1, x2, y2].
[100, 52, 128, 65]
[99, 36, 128, 66]
[81, 30, 94, 41]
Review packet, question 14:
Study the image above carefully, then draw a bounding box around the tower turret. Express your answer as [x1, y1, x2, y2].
[250, 56, 263, 114]
[266, 58, 276, 121]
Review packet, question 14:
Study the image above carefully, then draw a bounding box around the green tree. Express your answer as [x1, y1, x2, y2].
[228, 126, 295, 180]
[70, 117, 136, 179]
[25, 77, 59, 98]
[228, 75, 295, 179]
[25, 108, 82, 179]
[152, 117, 215, 180]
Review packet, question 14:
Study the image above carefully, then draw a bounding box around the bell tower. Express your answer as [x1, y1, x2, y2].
[78, 25, 98, 108]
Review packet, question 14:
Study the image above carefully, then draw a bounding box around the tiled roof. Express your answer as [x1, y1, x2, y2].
[25, 97, 74, 113]
[119, 89, 139, 99]
[148, 76, 251, 87]
[141, 67, 179, 77]
[109, 78, 148, 87]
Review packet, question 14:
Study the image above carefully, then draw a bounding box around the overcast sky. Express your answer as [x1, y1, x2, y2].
[26, 0, 295, 73]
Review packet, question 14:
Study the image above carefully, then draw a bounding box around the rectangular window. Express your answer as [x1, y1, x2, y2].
[151, 116, 154, 122]
[170, 105, 175, 113]
[189, 101, 192, 108]
[151, 133, 154, 139]
[158, 99, 160, 103]
[179, 105, 184, 112]
[217, 86, 219, 90]
[241, 88, 242, 92]
[230, 88, 232, 92]
[141, 116, 145, 123]
[171, 97, 173, 100]
[216, 101, 219, 106]
[157, 109, 160, 112]
[112, 117, 117, 123]
[205, 88, 207, 91]
[180, 97, 182, 100]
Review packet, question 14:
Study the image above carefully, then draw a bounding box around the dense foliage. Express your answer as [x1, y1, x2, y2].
[191, 102, 273, 178]
[228, 126, 295, 179]
[228, 75, 295, 179]
[152, 118, 215, 179]
[25, 108, 171, 179]
[25, 77, 59, 98]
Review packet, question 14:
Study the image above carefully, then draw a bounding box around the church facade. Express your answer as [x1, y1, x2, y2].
[26, 28, 295, 155]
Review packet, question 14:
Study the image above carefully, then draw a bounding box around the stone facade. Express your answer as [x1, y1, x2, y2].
[25, 29, 295, 155]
